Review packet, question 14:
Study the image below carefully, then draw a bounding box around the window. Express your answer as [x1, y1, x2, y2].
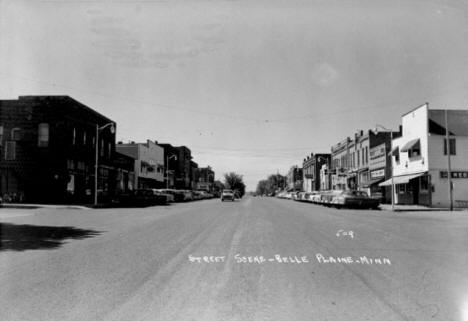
[0, 125, 3, 146]
[393, 147, 400, 163]
[357, 150, 360, 167]
[443, 138, 456, 155]
[83, 131, 87, 145]
[362, 148, 365, 165]
[38, 123, 49, 147]
[100, 139, 104, 157]
[365, 147, 368, 164]
[72, 128, 76, 145]
[5, 141, 16, 160]
[420, 175, 429, 191]
[11, 128, 22, 141]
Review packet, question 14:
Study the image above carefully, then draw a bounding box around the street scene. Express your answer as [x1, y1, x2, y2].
[2, 0, 468, 320]
[2, 198, 468, 321]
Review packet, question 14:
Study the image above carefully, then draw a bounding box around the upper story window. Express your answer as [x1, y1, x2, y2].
[365, 147, 368, 164]
[100, 139, 105, 157]
[72, 128, 76, 145]
[0, 125, 3, 146]
[11, 127, 22, 141]
[443, 138, 456, 155]
[357, 150, 360, 167]
[38, 123, 49, 147]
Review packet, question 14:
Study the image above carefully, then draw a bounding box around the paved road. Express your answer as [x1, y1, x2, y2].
[1, 197, 468, 321]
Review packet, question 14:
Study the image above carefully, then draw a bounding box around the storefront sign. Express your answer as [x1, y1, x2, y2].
[440, 171, 468, 179]
[370, 169, 385, 179]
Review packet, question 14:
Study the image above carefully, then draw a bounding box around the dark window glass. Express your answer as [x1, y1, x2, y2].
[443, 138, 456, 155]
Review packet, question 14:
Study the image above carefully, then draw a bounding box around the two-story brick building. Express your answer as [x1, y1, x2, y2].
[0, 96, 117, 204]
[302, 153, 330, 192]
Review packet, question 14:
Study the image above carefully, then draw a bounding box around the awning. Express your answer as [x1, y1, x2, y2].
[400, 138, 420, 152]
[360, 177, 384, 188]
[378, 172, 425, 186]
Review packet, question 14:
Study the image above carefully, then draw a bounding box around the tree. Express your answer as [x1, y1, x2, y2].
[256, 173, 287, 195]
[224, 172, 246, 197]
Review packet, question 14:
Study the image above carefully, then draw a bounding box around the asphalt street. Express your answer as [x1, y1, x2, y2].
[1, 197, 468, 321]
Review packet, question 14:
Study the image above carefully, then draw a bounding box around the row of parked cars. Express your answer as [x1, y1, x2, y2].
[118, 189, 216, 207]
[276, 190, 380, 209]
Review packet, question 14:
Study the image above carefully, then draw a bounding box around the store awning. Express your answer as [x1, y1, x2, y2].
[400, 138, 420, 152]
[360, 178, 384, 188]
[378, 173, 425, 186]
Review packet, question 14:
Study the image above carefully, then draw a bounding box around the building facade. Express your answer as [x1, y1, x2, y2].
[0, 96, 116, 204]
[194, 166, 215, 192]
[287, 165, 303, 191]
[302, 153, 331, 192]
[380, 103, 468, 207]
[159, 144, 193, 190]
[116, 140, 165, 189]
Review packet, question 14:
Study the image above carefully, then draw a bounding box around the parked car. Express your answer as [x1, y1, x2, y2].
[294, 192, 307, 201]
[119, 189, 169, 207]
[181, 190, 193, 201]
[221, 189, 235, 202]
[303, 191, 317, 202]
[330, 190, 380, 209]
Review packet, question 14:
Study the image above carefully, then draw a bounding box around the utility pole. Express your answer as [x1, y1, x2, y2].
[445, 109, 453, 211]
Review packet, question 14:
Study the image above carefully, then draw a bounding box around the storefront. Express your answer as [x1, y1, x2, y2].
[379, 172, 431, 206]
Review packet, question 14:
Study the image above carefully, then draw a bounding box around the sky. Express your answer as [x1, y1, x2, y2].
[2, 0, 468, 190]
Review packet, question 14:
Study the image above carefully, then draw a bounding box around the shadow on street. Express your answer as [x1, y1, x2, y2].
[0, 223, 102, 251]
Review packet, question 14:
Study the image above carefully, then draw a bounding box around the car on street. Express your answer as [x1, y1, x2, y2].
[221, 189, 235, 202]
[330, 190, 380, 209]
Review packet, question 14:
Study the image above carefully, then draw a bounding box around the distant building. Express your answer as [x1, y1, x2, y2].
[379, 103, 468, 207]
[330, 129, 399, 193]
[159, 144, 193, 189]
[0, 96, 116, 204]
[194, 166, 215, 191]
[116, 140, 165, 189]
[190, 160, 198, 190]
[287, 165, 303, 191]
[302, 153, 330, 192]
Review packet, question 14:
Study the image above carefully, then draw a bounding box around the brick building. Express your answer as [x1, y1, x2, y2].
[0, 96, 117, 204]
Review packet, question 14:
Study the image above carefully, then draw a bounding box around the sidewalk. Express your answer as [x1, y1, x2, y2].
[379, 204, 467, 212]
[0, 203, 90, 210]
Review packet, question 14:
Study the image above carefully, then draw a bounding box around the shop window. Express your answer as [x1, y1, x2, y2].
[38, 123, 49, 147]
[443, 138, 456, 155]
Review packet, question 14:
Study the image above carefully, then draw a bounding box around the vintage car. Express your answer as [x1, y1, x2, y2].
[119, 189, 169, 207]
[330, 190, 380, 209]
[221, 189, 235, 202]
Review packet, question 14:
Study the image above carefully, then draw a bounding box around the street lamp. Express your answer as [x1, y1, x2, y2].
[95, 122, 115, 206]
[375, 124, 394, 211]
[166, 154, 177, 189]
